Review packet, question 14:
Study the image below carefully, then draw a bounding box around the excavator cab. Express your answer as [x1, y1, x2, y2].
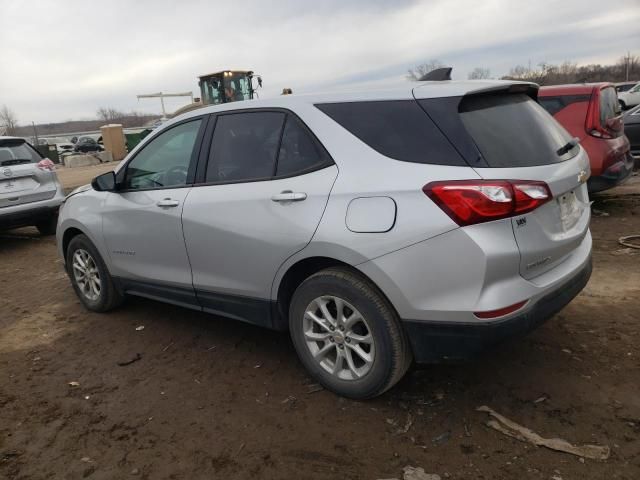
[198, 70, 261, 105]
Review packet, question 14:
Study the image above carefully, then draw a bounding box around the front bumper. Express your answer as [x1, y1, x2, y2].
[402, 256, 592, 363]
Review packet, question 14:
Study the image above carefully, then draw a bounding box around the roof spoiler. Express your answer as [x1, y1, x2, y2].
[419, 67, 452, 81]
[465, 82, 540, 101]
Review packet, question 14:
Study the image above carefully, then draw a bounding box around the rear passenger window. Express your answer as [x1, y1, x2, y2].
[206, 112, 285, 183]
[315, 101, 466, 166]
[276, 115, 331, 176]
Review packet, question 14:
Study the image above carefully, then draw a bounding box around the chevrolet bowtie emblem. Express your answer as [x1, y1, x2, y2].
[577, 170, 589, 184]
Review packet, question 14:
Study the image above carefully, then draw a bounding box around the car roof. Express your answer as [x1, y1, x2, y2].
[168, 80, 537, 125]
[538, 82, 613, 96]
[0, 136, 25, 142]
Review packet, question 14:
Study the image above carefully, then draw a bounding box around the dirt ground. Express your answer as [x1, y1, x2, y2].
[1, 169, 639, 480]
[55, 163, 118, 194]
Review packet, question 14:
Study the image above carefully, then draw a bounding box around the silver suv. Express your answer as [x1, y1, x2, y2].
[1, 136, 64, 235]
[57, 81, 592, 398]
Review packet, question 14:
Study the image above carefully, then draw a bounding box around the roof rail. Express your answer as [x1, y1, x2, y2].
[419, 67, 452, 81]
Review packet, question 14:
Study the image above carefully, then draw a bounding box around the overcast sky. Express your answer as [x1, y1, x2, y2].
[1, 0, 639, 124]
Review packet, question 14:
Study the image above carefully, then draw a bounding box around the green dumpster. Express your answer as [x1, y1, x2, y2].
[36, 144, 60, 164]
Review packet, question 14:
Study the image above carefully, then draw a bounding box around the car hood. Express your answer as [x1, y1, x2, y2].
[65, 183, 92, 199]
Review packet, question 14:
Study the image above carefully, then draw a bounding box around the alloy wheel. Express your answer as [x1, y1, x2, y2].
[303, 295, 375, 380]
[72, 249, 101, 301]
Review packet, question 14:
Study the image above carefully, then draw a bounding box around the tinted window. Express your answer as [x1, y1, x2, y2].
[276, 115, 331, 176]
[125, 119, 202, 190]
[458, 93, 575, 167]
[206, 112, 285, 183]
[315, 100, 466, 166]
[599, 87, 621, 128]
[0, 139, 42, 165]
[538, 94, 590, 116]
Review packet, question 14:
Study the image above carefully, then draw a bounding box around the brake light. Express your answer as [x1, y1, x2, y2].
[37, 158, 56, 171]
[585, 87, 622, 139]
[423, 180, 552, 226]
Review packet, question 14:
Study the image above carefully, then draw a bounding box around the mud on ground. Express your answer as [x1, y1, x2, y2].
[0, 176, 639, 479]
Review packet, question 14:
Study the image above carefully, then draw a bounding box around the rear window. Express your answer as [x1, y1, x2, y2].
[315, 100, 466, 166]
[456, 93, 576, 167]
[538, 94, 591, 116]
[599, 87, 621, 128]
[0, 139, 42, 166]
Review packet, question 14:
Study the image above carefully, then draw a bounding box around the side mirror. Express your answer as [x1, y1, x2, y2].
[91, 171, 117, 192]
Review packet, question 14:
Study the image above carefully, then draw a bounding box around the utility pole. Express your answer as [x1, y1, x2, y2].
[32, 121, 39, 146]
[625, 51, 630, 81]
[136, 91, 194, 118]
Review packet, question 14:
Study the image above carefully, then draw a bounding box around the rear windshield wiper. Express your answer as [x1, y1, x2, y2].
[556, 137, 579, 157]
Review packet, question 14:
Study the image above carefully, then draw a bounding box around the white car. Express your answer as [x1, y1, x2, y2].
[57, 81, 592, 398]
[618, 82, 640, 109]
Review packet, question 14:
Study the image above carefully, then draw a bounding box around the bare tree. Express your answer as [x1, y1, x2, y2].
[97, 107, 126, 122]
[407, 59, 445, 81]
[0, 105, 18, 135]
[501, 55, 639, 85]
[468, 67, 491, 80]
[617, 52, 640, 81]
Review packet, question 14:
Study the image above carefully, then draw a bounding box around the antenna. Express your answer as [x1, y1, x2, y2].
[419, 67, 452, 81]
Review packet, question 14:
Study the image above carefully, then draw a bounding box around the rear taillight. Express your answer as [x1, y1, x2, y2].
[423, 180, 552, 226]
[585, 87, 622, 139]
[37, 159, 55, 171]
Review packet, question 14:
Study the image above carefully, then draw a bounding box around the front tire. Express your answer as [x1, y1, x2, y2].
[66, 234, 124, 312]
[619, 100, 627, 110]
[289, 267, 412, 399]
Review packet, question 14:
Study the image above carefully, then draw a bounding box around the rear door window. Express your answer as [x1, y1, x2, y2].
[454, 93, 576, 167]
[206, 112, 285, 183]
[276, 115, 332, 176]
[599, 87, 621, 128]
[315, 100, 466, 166]
[0, 140, 42, 166]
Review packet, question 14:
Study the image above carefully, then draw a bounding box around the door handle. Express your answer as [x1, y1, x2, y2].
[156, 198, 180, 208]
[271, 191, 307, 202]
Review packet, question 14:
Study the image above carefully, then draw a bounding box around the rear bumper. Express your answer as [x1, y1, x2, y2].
[588, 151, 635, 193]
[0, 205, 60, 230]
[0, 189, 64, 230]
[403, 256, 592, 363]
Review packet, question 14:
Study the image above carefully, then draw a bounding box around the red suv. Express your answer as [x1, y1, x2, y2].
[539, 83, 633, 192]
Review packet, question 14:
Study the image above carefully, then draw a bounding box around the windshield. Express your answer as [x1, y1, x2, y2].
[201, 77, 224, 105]
[224, 74, 251, 102]
[0, 139, 42, 165]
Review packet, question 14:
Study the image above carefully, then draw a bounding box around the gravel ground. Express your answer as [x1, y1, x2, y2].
[0, 173, 638, 479]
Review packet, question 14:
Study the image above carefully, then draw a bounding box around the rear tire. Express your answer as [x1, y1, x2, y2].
[66, 234, 124, 312]
[619, 100, 627, 110]
[36, 215, 58, 236]
[289, 267, 412, 399]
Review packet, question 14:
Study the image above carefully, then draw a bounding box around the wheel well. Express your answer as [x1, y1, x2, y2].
[274, 256, 362, 331]
[62, 227, 84, 260]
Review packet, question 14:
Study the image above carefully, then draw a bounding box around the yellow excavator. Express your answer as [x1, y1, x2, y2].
[172, 70, 262, 117]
